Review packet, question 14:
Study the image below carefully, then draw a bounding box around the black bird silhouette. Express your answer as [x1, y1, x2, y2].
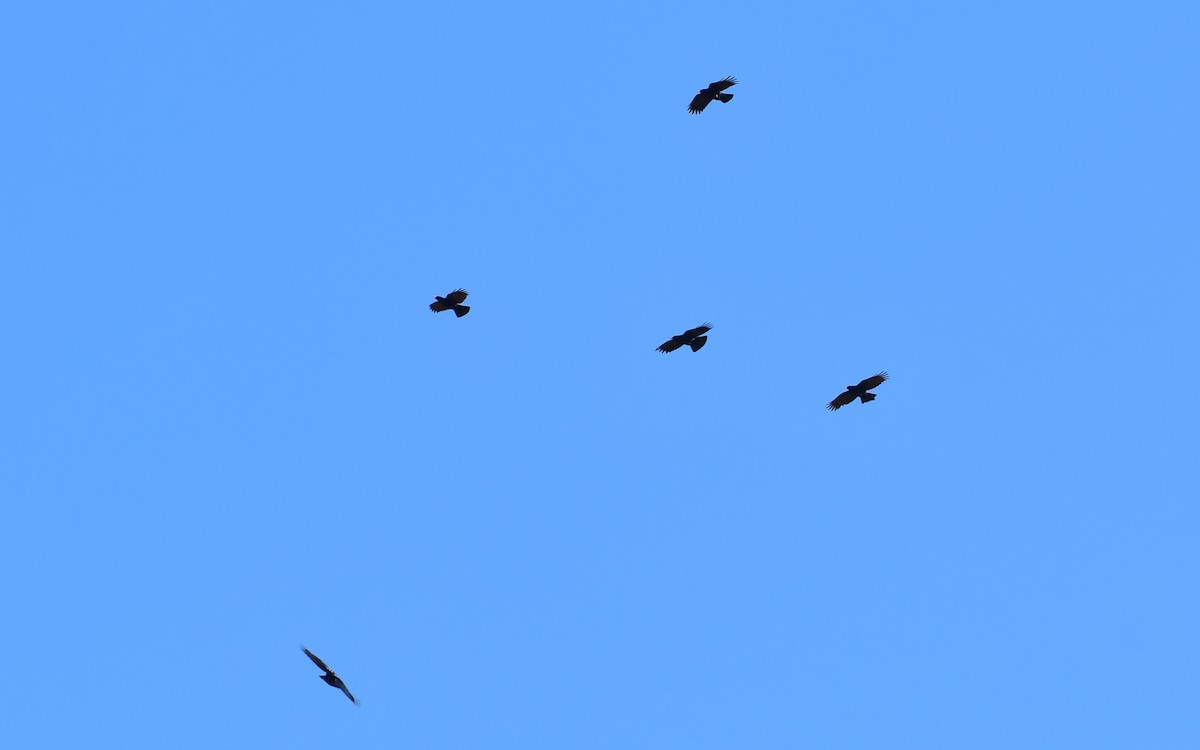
[688, 77, 737, 114]
[827, 372, 889, 411]
[303, 648, 359, 704]
[657, 324, 712, 353]
[430, 289, 470, 317]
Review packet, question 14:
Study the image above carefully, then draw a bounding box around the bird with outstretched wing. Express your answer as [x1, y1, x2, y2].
[688, 77, 737, 114]
[657, 324, 712, 353]
[430, 288, 471, 317]
[303, 647, 359, 704]
[827, 372, 889, 411]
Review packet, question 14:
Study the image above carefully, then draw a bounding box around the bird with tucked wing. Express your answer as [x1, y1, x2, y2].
[430, 288, 471, 317]
[303, 648, 359, 704]
[657, 324, 712, 353]
[688, 77, 737, 114]
[827, 372, 889, 411]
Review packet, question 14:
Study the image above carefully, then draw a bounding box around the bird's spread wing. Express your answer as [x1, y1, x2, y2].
[857, 372, 889, 390]
[710, 76, 737, 91]
[657, 337, 685, 353]
[303, 648, 332, 673]
[430, 299, 452, 312]
[688, 92, 713, 114]
[684, 324, 712, 338]
[827, 391, 856, 411]
[339, 684, 359, 704]
[445, 289, 469, 304]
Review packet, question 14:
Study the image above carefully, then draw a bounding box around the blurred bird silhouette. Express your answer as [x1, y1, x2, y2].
[303, 648, 359, 704]
[430, 289, 470, 317]
[827, 372, 889, 411]
[688, 77, 737, 114]
[657, 324, 712, 353]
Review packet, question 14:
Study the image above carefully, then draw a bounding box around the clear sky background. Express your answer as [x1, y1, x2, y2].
[2, 2, 1198, 748]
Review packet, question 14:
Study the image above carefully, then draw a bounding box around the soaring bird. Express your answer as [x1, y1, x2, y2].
[827, 372, 889, 411]
[688, 77, 737, 114]
[430, 289, 470, 317]
[303, 648, 359, 704]
[657, 324, 712, 353]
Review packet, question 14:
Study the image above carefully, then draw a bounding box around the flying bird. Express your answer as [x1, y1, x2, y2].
[430, 289, 470, 317]
[657, 324, 712, 353]
[303, 648, 359, 704]
[688, 77, 737, 114]
[827, 372, 889, 411]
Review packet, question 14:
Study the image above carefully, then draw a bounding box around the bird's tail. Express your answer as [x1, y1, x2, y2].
[716, 92, 734, 104]
[454, 305, 471, 317]
[859, 392, 877, 403]
[689, 336, 708, 352]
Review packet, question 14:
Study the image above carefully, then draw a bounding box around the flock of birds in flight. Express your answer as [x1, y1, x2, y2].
[302, 75, 889, 705]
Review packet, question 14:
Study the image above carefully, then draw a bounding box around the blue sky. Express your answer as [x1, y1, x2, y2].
[2, 2, 1198, 747]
